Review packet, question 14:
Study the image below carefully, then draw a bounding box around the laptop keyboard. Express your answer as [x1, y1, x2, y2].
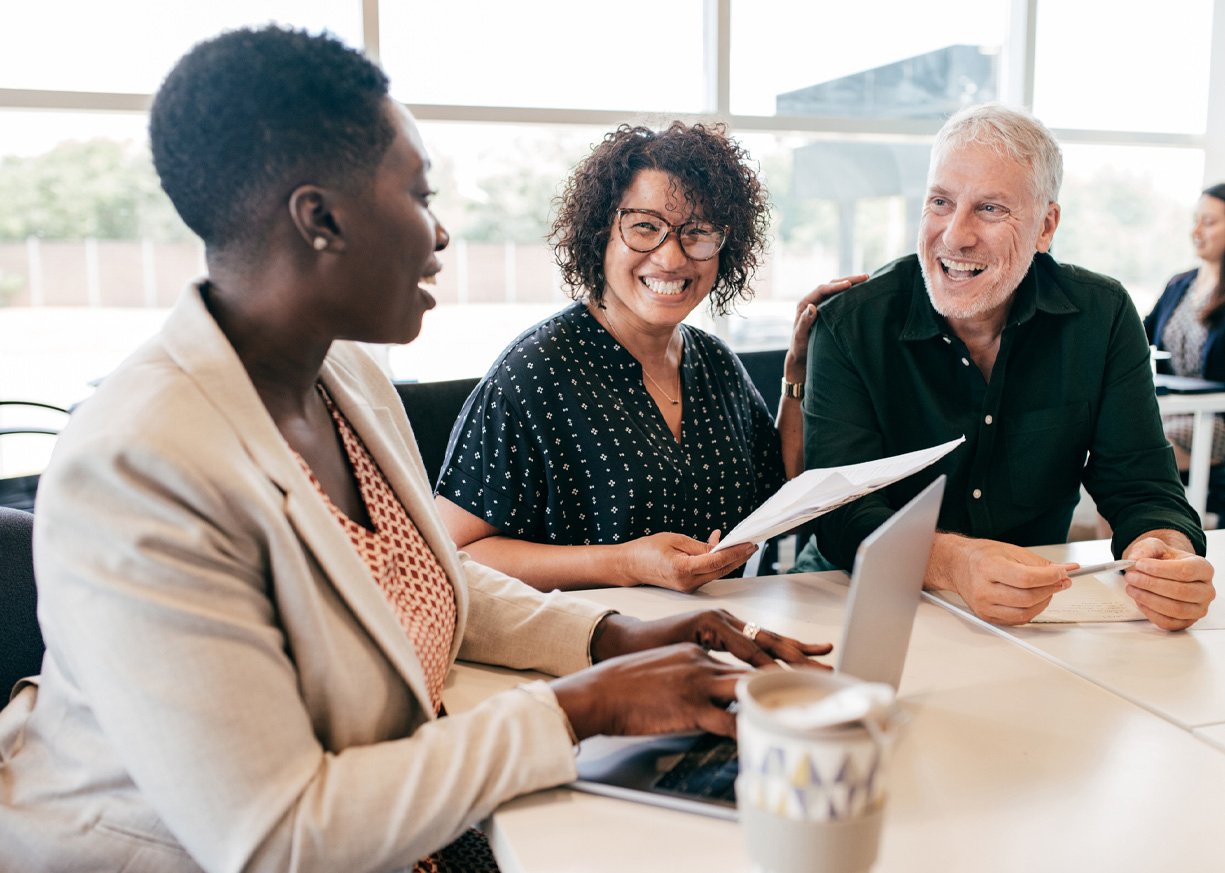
[653, 733, 739, 803]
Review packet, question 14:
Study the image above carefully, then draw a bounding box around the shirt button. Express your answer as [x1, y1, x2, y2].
[972, 488, 983, 499]
[942, 336, 952, 344]
[984, 414, 993, 425]
[961, 357, 970, 367]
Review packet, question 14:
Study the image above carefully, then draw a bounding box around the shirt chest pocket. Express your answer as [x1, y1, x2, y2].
[1003, 401, 1092, 507]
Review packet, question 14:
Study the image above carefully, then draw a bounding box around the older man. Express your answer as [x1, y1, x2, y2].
[798, 103, 1216, 630]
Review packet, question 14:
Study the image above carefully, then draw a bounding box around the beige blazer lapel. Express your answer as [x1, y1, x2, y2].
[158, 285, 437, 710]
[319, 352, 471, 663]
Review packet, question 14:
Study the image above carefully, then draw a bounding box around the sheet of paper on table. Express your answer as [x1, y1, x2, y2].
[1032, 571, 1146, 622]
[1026, 542, 1225, 629]
[931, 571, 1145, 623]
[711, 435, 965, 552]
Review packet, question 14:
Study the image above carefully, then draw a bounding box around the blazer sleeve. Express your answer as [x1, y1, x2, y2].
[33, 415, 585, 873]
[1145, 270, 1195, 349]
[458, 554, 612, 674]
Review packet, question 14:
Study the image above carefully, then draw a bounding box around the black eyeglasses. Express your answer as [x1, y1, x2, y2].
[615, 208, 729, 261]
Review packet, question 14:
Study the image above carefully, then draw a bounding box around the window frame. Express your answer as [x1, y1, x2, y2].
[2, 0, 1220, 154]
[2, 0, 1223, 346]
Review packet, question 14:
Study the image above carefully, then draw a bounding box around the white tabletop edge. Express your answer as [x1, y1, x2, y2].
[474, 571, 1225, 873]
[921, 590, 1206, 730]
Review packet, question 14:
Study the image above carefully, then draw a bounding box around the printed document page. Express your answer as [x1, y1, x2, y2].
[931, 572, 1145, 623]
[712, 436, 965, 551]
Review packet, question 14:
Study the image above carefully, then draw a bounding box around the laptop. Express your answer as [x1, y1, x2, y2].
[570, 475, 946, 820]
[1153, 373, 1225, 395]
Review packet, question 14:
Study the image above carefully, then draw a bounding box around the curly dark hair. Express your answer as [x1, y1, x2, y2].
[149, 26, 394, 258]
[550, 122, 770, 315]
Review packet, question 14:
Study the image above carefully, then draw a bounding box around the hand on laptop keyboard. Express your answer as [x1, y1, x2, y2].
[552, 642, 745, 740]
[552, 612, 833, 741]
[589, 609, 833, 670]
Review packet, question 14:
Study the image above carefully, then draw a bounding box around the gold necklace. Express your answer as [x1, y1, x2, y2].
[601, 308, 681, 406]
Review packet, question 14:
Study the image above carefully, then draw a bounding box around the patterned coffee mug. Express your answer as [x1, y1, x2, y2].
[736, 670, 903, 873]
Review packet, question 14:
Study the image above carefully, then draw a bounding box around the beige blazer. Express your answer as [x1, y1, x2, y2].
[0, 285, 610, 873]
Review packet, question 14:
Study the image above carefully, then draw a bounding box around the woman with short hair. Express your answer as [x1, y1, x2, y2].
[0, 26, 830, 873]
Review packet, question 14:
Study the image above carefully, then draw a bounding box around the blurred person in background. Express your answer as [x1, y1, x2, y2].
[1144, 183, 1225, 473]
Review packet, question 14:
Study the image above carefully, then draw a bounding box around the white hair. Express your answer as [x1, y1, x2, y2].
[931, 102, 1063, 206]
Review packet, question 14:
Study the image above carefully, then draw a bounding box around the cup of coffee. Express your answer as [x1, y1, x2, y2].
[735, 670, 903, 873]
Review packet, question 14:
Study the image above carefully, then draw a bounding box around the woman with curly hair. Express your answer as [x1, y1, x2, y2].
[437, 123, 861, 592]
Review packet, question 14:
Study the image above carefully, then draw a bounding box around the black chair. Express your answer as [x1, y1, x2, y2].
[735, 348, 786, 417]
[0, 506, 42, 703]
[0, 472, 40, 514]
[733, 349, 794, 574]
[394, 377, 480, 488]
[0, 400, 70, 512]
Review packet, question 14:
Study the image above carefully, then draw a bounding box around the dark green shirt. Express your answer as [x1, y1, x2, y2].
[797, 252, 1205, 572]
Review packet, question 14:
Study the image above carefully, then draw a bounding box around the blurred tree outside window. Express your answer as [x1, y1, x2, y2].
[0, 140, 187, 242]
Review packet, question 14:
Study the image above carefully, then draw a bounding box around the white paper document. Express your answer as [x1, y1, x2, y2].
[931, 571, 1146, 623]
[711, 436, 965, 551]
[1030, 570, 1146, 623]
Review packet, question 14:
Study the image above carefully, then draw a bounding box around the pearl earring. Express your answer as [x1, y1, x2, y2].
[312, 237, 327, 251]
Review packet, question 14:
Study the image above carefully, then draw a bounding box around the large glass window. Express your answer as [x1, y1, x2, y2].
[729, 0, 1009, 118]
[389, 122, 607, 380]
[2, 0, 1222, 418]
[1055, 145, 1206, 313]
[1033, 0, 1214, 134]
[723, 131, 926, 348]
[0, 1, 361, 93]
[380, 1, 707, 112]
[0, 111, 193, 417]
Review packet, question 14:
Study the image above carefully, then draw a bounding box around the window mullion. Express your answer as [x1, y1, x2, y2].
[362, 0, 381, 63]
[1001, 0, 1037, 108]
[1205, 0, 1225, 184]
[704, 0, 731, 117]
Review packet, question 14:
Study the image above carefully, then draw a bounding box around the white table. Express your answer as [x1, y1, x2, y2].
[1156, 391, 1225, 517]
[445, 570, 1225, 873]
[927, 531, 1225, 736]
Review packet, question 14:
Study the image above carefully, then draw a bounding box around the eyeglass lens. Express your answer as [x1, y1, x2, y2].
[618, 211, 725, 260]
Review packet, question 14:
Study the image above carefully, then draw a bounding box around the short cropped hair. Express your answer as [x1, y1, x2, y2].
[150, 26, 394, 257]
[550, 122, 769, 315]
[931, 103, 1063, 207]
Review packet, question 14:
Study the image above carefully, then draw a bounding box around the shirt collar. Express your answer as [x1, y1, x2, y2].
[578, 301, 694, 375]
[899, 252, 1081, 342]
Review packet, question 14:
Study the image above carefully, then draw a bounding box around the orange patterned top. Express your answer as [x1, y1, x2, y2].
[295, 384, 457, 713]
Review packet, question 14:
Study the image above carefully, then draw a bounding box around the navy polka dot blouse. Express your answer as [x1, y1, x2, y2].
[437, 302, 785, 549]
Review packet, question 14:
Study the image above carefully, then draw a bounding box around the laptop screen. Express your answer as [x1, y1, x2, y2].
[570, 474, 946, 819]
[836, 474, 945, 689]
